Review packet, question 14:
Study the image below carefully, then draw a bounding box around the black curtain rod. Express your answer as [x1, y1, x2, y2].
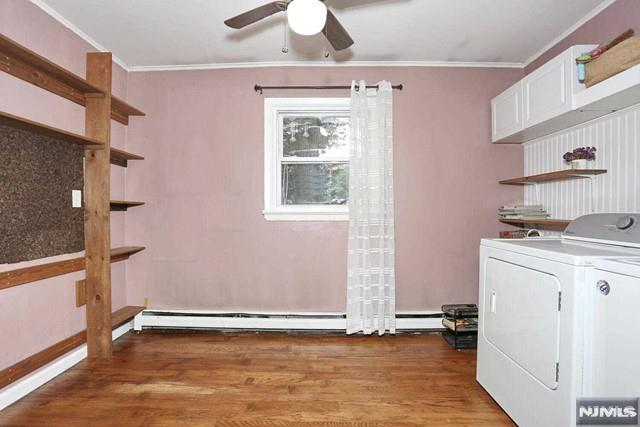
[254, 84, 403, 94]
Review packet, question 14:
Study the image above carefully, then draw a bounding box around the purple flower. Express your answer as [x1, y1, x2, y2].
[563, 146, 597, 163]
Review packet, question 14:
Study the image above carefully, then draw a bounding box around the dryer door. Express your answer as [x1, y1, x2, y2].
[484, 258, 561, 389]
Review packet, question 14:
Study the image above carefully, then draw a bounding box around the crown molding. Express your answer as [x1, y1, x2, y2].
[29, 0, 130, 72]
[523, 0, 618, 67]
[31, 0, 616, 74]
[21, 3, 527, 73]
[129, 60, 524, 72]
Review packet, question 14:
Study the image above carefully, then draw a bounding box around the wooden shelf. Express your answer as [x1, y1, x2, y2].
[0, 34, 145, 358]
[2, 33, 147, 358]
[0, 247, 145, 291]
[500, 218, 571, 230]
[111, 246, 145, 262]
[0, 110, 104, 149]
[0, 33, 145, 126]
[0, 305, 144, 389]
[110, 200, 145, 211]
[111, 305, 145, 328]
[112, 95, 145, 125]
[0, 33, 102, 101]
[110, 147, 144, 167]
[500, 169, 607, 185]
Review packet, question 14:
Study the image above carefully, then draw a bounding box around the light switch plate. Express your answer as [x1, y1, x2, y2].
[72, 190, 82, 208]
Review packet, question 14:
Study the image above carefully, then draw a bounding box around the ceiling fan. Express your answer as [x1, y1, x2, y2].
[224, 0, 354, 51]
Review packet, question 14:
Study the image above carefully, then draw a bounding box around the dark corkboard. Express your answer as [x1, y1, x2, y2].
[0, 124, 84, 264]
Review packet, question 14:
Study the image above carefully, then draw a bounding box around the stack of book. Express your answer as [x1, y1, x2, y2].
[499, 205, 550, 220]
[499, 230, 528, 239]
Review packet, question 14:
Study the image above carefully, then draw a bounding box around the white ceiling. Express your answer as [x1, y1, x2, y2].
[35, 0, 611, 70]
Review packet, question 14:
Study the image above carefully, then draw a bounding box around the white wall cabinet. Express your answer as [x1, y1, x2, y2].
[492, 45, 597, 143]
[523, 48, 572, 128]
[491, 81, 523, 142]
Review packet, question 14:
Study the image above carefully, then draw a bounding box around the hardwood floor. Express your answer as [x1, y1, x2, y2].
[0, 331, 513, 426]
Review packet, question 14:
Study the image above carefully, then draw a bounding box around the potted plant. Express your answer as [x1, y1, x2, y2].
[563, 146, 596, 169]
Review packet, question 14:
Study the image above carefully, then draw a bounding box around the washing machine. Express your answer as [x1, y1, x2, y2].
[585, 258, 640, 398]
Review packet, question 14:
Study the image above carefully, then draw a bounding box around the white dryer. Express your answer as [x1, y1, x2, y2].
[476, 213, 640, 427]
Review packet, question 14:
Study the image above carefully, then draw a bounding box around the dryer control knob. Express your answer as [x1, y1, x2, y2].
[616, 216, 635, 230]
[597, 280, 610, 296]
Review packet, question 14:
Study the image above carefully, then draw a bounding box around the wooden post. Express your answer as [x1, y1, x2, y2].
[84, 53, 112, 358]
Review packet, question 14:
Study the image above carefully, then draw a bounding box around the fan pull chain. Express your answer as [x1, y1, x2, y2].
[323, 27, 329, 58]
[282, 8, 289, 54]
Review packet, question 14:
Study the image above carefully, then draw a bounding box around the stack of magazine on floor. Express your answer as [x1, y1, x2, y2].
[499, 204, 550, 220]
[441, 304, 478, 350]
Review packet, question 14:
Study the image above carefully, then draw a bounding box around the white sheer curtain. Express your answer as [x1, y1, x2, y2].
[346, 80, 395, 336]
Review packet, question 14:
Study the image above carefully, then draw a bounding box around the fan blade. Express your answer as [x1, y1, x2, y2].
[224, 1, 286, 29]
[323, 9, 354, 51]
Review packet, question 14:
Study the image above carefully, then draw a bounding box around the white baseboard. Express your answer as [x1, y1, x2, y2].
[139, 310, 445, 331]
[0, 321, 133, 411]
[396, 316, 444, 330]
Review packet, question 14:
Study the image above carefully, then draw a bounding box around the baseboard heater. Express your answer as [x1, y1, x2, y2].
[137, 311, 445, 332]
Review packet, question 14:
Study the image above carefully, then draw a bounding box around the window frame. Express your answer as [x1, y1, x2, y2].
[264, 97, 351, 221]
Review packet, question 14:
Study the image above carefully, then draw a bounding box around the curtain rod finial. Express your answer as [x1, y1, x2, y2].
[254, 84, 263, 94]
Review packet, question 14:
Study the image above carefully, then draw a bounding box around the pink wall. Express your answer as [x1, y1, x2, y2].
[3, 0, 627, 367]
[125, 66, 523, 313]
[10, 0, 631, 372]
[0, 0, 130, 370]
[526, 0, 640, 74]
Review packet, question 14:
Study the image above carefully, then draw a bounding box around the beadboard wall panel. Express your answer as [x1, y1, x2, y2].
[524, 105, 640, 223]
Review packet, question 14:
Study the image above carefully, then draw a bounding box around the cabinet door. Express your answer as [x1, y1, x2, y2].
[491, 81, 523, 142]
[522, 52, 571, 128]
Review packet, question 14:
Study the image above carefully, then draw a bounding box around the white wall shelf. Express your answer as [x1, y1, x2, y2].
[574, 63, 640, 112]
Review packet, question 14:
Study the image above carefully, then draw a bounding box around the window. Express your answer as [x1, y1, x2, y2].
[264, 98, 350, 221]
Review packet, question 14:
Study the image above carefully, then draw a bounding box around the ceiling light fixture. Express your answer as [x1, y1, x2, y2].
[287, 0, 327, 36]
